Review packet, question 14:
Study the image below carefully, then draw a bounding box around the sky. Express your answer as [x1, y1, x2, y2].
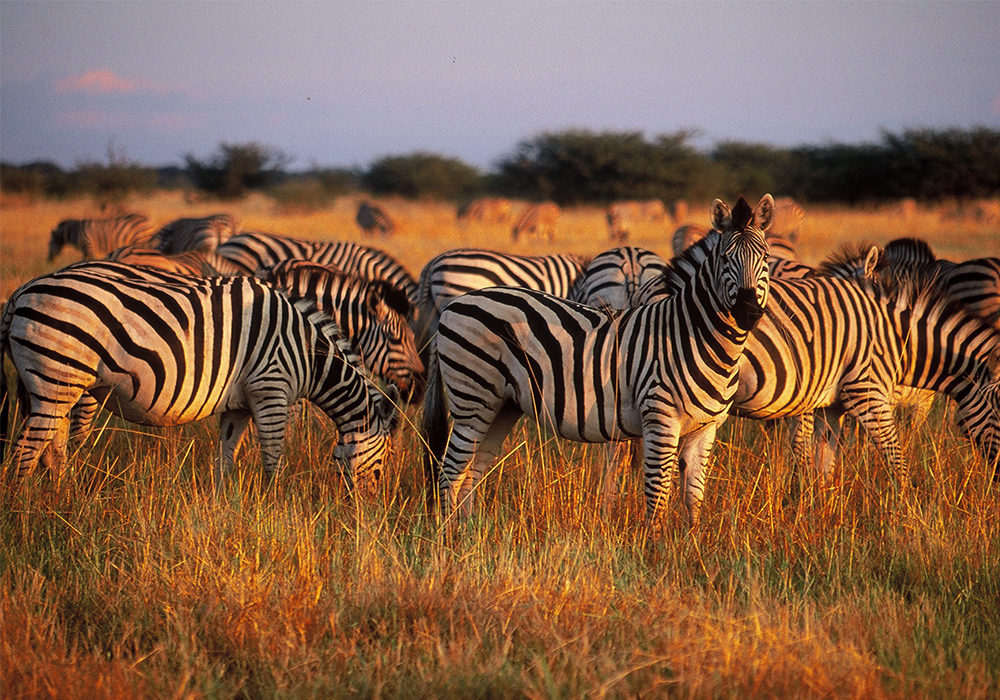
[2, 1, 999, 172]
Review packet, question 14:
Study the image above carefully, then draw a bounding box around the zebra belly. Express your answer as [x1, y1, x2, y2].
[88, 379, 242, 427]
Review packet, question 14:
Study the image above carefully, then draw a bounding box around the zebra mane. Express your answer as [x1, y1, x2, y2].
[291, 297, 363, 367]
[659, 229, 722, 295]
[817, 241, 878, 278]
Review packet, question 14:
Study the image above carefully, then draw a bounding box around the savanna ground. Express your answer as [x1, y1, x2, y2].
[2, 191, 999, 699]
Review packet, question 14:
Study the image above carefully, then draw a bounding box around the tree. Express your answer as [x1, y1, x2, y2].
[185, 142, 291, 199]
[362, 152, 481, 200]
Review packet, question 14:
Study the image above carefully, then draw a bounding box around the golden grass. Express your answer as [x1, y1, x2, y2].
[2, 192, 999, 699]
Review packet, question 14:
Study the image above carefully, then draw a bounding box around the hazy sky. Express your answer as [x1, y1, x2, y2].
[2, 1, 999, 171]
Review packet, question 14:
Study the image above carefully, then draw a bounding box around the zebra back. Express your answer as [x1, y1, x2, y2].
[457, 197, 512, 224]
[671, 223, 711, 256]
[569, 247, 671, 312]
[257, 260, 424, 399]
[216, 231, 418, 308]
[48, 213, 154, 261]
[155, 214, 239, 255]
[107, 245, 234, 277]
[414, 248, 587, 351]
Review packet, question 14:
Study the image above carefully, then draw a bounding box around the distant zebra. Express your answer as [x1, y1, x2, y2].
[1, 268, 401, 490]
[216, 231, 418, 310]
[569, 247, 671, 312]
[356, 202, 395, 237]
[671, 224, 711, 256]
[47, 213, 154, 261]
[414, 249, 587, 354]
[257, 260, 424, 400]
[106, 245, 237, 277]
[423, 195, 773, 525]
[512, 202, 560, 242]
[605, 200, 667, 242]
[770, 197, 805, 244]
[457, 197, 512, 224]
[155, 214, 239, 254]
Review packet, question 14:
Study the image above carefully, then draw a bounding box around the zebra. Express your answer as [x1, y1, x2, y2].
[512, 202, 560, 242]
[356, 202, 395, 237]
[106, 244, 238, 277]
[422, 195, 773, 526]
[256, 260, 424, 400]
[154, 214, 239, 254]
[770, 197, 805, 245]
[456, 197, 512, 224]
[47, 213, 154, 261]
[639, 243, 1000, 487]
[568, 247, 671, 312]
[825, 238, 1000, 330]
[606, 200, 667, 242]
[0, 267, 401, 490]
[216, 230, 419, 310]
[414, 249, 588, 355]
[671, 224, 711, 256]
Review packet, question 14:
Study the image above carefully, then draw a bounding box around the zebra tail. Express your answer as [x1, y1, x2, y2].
[420, 342, 448, 510]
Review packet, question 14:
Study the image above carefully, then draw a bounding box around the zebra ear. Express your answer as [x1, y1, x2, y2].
[755, 195, 775, 232]
[365, 285, 389, 319]
[710, 199, 731, 232]
[863, 246, 880, 279]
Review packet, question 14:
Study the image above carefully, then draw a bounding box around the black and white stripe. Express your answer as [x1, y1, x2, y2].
[48, 213, 154, 261]
[569, 247, 671, 312]
[216, 230, 418, 309]
[414, 249, 587, 353]
[356, 202, 396, 237]
[1, 266, 401, 490]
[257, 260, 424, 400]
[154, 214, 239, 254]
[423, 195, 773, 525]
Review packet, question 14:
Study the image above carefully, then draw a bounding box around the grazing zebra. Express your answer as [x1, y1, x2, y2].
[414, 249, 587, 354]
[770, 197, 805, 244]
[47, 213, 154, 261]
[155, 214, 239, 254]
[216, 230, 418, 310]
[671, 224, 711, 256]
[356, 202, 395, 237]
[257, 260, 424, 400]
[512, 202, 560, 242]
[569, 247, 671, 312]
[457, 197, 512, 224]
[1, 268, 401, 490]
[605, 200, 667, 242]
[106, 244, 238, 277]
[423, 195, 773, 526]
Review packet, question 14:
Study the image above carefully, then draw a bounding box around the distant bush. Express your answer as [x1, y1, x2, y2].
[362, 152, 481, 200]
[185, 142, 291, 200]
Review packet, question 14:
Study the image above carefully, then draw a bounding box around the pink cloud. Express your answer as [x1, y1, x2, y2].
[54, 69, 190, 96]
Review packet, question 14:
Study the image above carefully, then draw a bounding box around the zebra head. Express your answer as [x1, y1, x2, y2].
[48, 220, 79, 261]
[709, 194, 773, 331]
[333, 383, 402, 494]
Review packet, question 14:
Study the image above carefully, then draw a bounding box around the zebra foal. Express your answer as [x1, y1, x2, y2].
[423, 195, 772, 526]
[1, 270, 401, 490]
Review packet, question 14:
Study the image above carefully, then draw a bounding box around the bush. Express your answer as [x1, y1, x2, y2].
[362, 152, 481, 200]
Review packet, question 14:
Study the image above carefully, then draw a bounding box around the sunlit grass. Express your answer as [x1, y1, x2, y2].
[2, 192, 999, 698]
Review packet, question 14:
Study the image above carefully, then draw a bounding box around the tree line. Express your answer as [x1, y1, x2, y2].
[2, 127, 997, 209]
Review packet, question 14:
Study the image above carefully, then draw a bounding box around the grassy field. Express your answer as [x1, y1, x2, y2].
[2, 192, 999, 699]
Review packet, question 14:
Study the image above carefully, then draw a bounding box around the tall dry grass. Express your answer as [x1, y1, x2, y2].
[2, 192, 999, 699]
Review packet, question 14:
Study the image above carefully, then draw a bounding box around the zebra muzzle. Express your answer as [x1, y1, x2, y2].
[732, 288, 764, 331]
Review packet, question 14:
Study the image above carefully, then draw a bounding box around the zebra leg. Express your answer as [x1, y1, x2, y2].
[69, 392, 101, 442]
[640, 416, 681, 524]
[12, 399, 76, 478]
[252, 401, 291, 483]
[846, 397, 906, 485]
[677, 422, 719, 528]
[216, 410, 253, 491]
[813, 407, 844, 484]
[786, 413, 815, 504]
[439, 405, 520, 520]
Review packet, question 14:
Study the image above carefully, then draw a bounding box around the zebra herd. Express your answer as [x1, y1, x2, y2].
[3, 196, 999, 529]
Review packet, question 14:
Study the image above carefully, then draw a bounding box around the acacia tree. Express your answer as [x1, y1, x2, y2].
[185, 142, 291, 199]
